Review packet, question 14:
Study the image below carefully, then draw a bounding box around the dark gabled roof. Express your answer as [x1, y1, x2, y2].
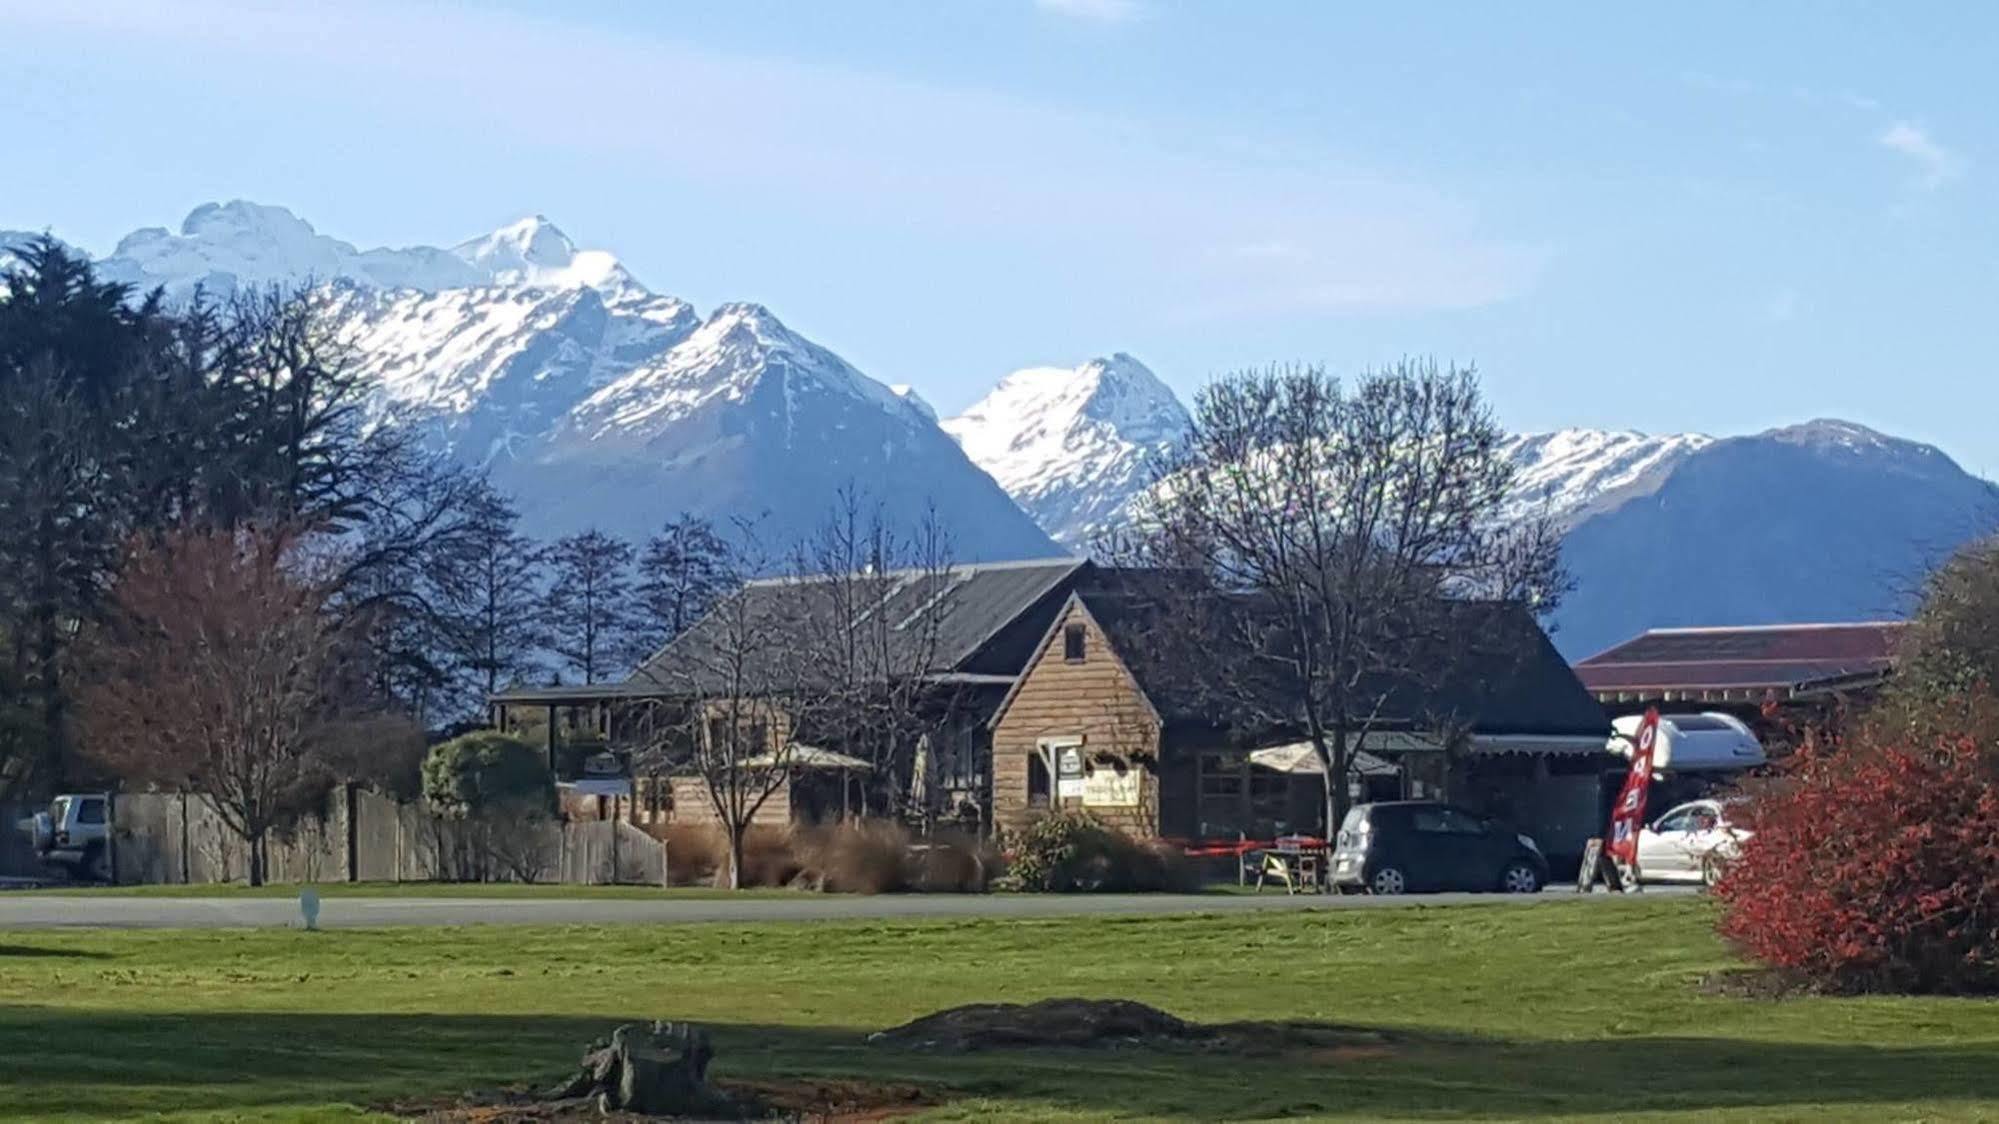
[1072, 586, 1607, 739]
[629, 557, 1087, 697]
[1575, 622, 1905, 702]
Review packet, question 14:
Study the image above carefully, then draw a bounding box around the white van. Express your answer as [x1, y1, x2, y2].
[1607, 712, 1765, 772]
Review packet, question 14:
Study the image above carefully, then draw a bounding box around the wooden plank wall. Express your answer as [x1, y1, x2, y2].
[991, 600, 1162, 836]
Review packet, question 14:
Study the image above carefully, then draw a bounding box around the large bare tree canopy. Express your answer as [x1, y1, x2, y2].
[76, 526, 364, 885]
[1123, 359, 1568, 830]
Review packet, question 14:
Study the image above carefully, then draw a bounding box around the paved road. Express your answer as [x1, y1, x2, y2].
[0, 886, 1693, 930]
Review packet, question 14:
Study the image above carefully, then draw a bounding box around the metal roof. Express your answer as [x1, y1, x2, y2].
[1575, 621, 1905, 701]
[630, 557, 1087, 696]
[1070, 589, 1609, 739]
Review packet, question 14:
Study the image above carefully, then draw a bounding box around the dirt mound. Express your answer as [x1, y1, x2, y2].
[871, 998, 1198, 1051]
[869, 998, 1393, 1057]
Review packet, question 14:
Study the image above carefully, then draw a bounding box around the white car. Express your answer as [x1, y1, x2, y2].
[1636, 799, 1748, 887]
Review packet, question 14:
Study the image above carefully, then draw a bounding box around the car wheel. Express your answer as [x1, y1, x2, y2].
[82, 842, 111, 884]
[1368, 866, 1408, 895]
[1701, 854, 1726, 889]
[1499, 860, 1541, 894]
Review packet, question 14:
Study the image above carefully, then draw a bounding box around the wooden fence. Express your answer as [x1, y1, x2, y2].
[9, 788, 666, 886]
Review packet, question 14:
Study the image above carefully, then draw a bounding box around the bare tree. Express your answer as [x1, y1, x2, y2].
[1124, 359, 1567, 834]
[790, 489, 959, 817]
[75, 526, 363, 885]
[630, 523, 805, 888]
[542, 530, 635, 685]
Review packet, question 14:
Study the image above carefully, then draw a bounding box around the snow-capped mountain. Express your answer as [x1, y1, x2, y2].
[63, 202, 1057, 561]
[19, 202, 1994, 657]
[943, 354, 1191, 547]
[1500, 428, 1715, 528]
[1551, 419, 1998, 658]
[937, 364, 1996, 659]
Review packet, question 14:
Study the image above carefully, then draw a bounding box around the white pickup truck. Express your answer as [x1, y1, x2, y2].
[17, 793, 113, 882]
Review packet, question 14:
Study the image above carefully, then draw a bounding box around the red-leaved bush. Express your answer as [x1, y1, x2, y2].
[1714, 724, 1999, 995]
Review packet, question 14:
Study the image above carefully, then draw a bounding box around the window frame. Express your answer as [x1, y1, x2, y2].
[1062, 622, 1087, 663]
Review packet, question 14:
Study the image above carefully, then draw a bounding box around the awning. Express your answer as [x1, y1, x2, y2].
[1249, 743, 1400, 778]
[1248, 732, 1611, 772]
[741, 744, 874, 772]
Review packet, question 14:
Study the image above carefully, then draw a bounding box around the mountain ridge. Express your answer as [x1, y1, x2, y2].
[34, 202, 1058, 562]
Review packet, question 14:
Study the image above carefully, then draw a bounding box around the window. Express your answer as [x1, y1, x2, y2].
[1062, 623, 1087, 662]
[1028, 754, 1051, 808]
[1653, 807, 1695, 834]
[1435, 808, 1487, 836]
[1198, 752, 1244, 800]
[1411, 808, 1450, 834]
[75, 798, 106, 825]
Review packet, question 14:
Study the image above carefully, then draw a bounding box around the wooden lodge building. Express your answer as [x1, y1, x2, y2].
[987, 585, 1613, 860]
[490, 558, 1618, 859]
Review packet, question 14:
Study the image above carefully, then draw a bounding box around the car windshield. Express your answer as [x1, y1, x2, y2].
[49, 796, 69, 823]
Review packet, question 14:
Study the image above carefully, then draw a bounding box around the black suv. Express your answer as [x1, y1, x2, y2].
[1330, 801, 1548, 894]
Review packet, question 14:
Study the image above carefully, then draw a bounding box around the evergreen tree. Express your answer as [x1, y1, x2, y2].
[542, 530, 635, 685]
[0, 239, 189, 795]
[437, 484, 547, 698]
[629, 514, 729, 665]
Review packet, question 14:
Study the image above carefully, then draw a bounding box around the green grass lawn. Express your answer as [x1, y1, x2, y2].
[3, 898, 1997, 1121]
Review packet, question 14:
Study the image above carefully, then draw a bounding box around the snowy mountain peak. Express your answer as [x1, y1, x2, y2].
[944, 354, 1191, 547]
[179, 199, 319, 242]
[1762, 418, 1939, 462]
[88, 201, 642, 297]
[448, 215, 634, 293]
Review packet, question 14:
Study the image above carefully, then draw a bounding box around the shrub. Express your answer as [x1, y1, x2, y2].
[995, 812, 1194, 893]
[1715, 717, 1999, 995]
[646, 820, 994, 892]
[421, 731, 554, 817]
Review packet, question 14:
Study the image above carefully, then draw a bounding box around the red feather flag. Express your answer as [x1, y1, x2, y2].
[1607, 707, 1661, 868]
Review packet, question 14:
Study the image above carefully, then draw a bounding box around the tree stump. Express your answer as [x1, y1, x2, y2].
[546, 1020, 737, 1116]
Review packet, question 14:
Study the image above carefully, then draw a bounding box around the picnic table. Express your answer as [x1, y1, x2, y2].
[1185, 835, 1331, 894]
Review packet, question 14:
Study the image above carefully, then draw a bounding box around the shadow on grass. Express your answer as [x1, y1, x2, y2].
[0, 944, 108, 959]
[2, 1007, 1997, 1120]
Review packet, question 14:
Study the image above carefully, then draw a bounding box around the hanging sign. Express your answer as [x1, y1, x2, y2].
[1055, 743, 1086, 800]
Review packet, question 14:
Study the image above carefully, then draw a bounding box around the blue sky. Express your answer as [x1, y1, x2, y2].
[3, 1, 1991, 470]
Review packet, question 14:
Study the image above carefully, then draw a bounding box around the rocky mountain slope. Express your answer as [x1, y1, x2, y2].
[33, 203, 1057, 562]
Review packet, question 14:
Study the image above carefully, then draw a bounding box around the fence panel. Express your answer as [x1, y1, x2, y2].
[353, 789, 400, 882]
[113, 794, 186, 885]
[185, 801, 248, 883]
[613, 821, 665, 885]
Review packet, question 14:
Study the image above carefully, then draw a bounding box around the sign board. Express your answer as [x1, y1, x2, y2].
[1082, 766, 1140, 807]
[1054, 743, 1086, 801]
